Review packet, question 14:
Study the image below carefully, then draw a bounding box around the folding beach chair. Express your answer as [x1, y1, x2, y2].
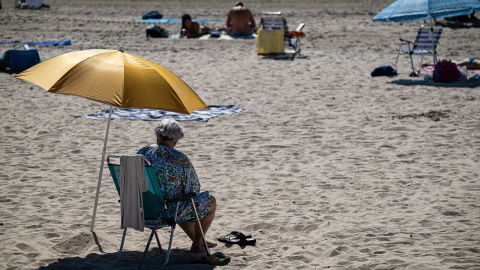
[107, 155, 209, 268]
[395, 26, 442, 76]
[0, 46, 40, 73]
[257, 12, 305, 55]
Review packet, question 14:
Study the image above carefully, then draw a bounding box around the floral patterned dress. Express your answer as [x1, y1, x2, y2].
[137, 144, 214, 222]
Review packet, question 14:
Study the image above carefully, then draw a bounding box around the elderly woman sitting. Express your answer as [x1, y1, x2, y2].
[137, 119, 217, 252]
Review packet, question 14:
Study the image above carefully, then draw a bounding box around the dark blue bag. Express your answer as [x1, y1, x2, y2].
[142, 11, 163, 20]
[371, 66, 397, 77]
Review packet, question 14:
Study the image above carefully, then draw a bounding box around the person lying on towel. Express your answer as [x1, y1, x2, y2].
[423, 57, 480, 70]
[137, 119, 217, 252]
[180, 14, 211, 38]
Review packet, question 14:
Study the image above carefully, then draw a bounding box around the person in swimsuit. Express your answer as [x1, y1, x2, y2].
[464, 57, 479, 70]
[225, 2, 256, 37]
[180, 14, 210, 38]
[423, 57, 480, 70]
[137, 119, 217, 252]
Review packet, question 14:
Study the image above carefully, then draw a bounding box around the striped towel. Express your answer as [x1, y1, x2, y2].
[120, 155, 149, 232]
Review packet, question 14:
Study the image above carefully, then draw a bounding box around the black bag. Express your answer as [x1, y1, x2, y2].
[371, 65, 397, 77]
[142, 11, 163, 20]
[146, 25, 168, 38]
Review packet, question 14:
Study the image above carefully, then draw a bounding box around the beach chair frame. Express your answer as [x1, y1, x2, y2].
[395, 26, 442, 76]
[257, 11, 305, 56]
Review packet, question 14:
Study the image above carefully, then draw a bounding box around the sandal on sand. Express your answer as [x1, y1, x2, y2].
[218, 231, 256, 246]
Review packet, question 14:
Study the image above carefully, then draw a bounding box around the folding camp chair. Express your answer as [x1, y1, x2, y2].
[395, 26, 442, 76]
[257, 12, 305, 55]
[0, 46, 40, 73]
[107, 155, 209, 268]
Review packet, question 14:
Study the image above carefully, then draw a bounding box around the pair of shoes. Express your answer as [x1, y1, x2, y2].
[189, 252, 231, 265]
[218, 231, 256, 246]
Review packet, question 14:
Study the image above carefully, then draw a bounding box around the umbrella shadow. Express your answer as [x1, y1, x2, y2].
[37, 248, 218, 270]
[388, 78, 480, 88]
[437, 16, 480, 29]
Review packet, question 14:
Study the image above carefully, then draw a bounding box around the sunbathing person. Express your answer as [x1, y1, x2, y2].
[423, 57, 480, 70]
[137, 119, 217, 252]
[180, 14, 210, 38]
[226, 2, 256, 37]
[453, 57, 480, 70]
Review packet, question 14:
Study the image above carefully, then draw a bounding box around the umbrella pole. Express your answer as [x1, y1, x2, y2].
[90, 105, 114, 232]
[429, 17, 437, 65]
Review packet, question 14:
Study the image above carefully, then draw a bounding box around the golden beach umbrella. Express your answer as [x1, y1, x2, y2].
[15, 49, 208, 231]
[15, 49, 207, 113]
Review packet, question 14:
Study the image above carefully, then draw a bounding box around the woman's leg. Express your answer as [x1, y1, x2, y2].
[179, 222, 217, 247]
[178, 197, 217, 252]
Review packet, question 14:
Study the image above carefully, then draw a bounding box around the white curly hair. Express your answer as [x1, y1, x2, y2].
[155, 118, 184, 141]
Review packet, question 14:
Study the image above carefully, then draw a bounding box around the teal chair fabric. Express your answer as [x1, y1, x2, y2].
[108, 162, 171, 220]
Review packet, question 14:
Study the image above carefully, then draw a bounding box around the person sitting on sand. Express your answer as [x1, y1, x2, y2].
[137, 119, 217, 252]
[225, 2, 256, 37]
[423, 57, 480, 70]
[180, 14, 211, 38]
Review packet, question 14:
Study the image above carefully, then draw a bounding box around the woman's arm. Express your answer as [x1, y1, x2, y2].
[183, 157, 201, 194]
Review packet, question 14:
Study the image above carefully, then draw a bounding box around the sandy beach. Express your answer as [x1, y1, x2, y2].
[1, 0, 479, 269]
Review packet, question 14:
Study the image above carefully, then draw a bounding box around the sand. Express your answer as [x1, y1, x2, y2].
[1, 0, 479, 269]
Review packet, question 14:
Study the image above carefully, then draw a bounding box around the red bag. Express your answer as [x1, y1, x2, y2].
[433, 60, 461, 83]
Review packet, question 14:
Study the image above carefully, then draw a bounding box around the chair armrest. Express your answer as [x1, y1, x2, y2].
[399, 38, 413, 43]
[295, 23, 305, 31]
[168, 192, 197, 204]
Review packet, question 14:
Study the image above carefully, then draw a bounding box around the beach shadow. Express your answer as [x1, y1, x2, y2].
[437, 17, 480, 29]
[389, 79, 480, 88]
[37, 248, 218, 270]
[259, 53, 309, 61]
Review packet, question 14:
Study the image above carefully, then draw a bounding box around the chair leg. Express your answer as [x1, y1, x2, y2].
[295, 39, 301, 53]
[394, 43, 402, 70]
[418, 55, 425, 74]
[154, 231, 162, 253]
[164, 201, 180, 266]
[165, 223, 176, 266]
[138, 201, 167, 269]
[118, 227, 127, 261]
[190, 198, 210, 256]
[408, 53, 416, 75]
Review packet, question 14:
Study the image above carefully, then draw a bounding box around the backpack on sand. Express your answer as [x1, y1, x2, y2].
[146, 24, 168, 38]
[433, 60, 461, 83]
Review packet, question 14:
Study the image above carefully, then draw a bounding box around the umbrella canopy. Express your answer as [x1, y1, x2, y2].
[15, 49, 208, 113]
[372, 0, 479, 23]
[15, 49, 208, 232]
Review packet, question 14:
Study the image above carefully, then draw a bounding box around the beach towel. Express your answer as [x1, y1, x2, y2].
[75, 105, 245, 122]
[0, 40, 71, 46]
[168, 33, 256, 40]
[120, 155, 149, 232]
[132, 18, 222, 24]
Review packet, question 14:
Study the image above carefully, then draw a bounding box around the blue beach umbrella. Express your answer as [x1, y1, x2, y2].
[372, 0, 479, 23]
